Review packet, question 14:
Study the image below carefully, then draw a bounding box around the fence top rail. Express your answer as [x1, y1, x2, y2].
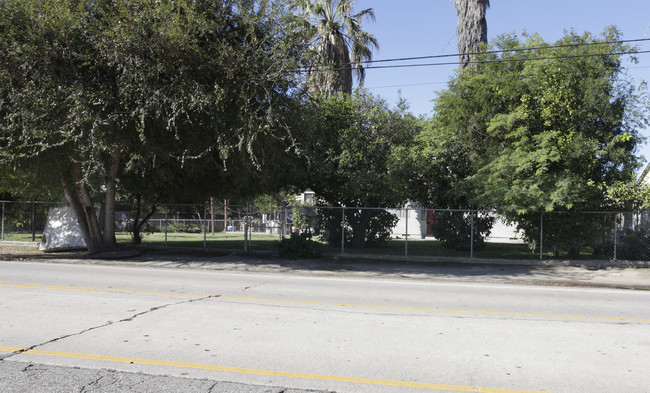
[3, 201, 650, 215]
[310, 206, 473, 211]
[0, 201, 61, 204]
[542, 211, 650, 215]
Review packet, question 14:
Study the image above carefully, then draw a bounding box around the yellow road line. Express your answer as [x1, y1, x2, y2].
[0, 346, 548, 393]
[1, 281, 648, 322]
[218, 296, 650, 322]
[221, 296, 583, 319]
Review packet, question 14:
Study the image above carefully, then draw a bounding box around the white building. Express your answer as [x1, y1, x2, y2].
[295, 189, 316, 205]
[390, 202, 524, 243]
[389, 201, 428, 239]
[297, 189, 524, 244]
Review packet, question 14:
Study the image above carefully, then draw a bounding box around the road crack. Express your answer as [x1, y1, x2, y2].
[79, 375, 103, 393]
[0, 294, 220, 361]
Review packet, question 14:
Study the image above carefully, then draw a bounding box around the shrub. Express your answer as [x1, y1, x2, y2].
[429, 210, 493, 251]
[313, 207, 398, 248]
[594, 228, 650, 261]
[277, 232, 322, 259]
[170, 223, 202, 233]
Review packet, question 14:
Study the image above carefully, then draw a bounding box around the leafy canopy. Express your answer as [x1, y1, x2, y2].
[0, 0, 305, 252]
[417, 28, 648, 215]
[300, 90, 421, 247]
[414, 28, 650, 256]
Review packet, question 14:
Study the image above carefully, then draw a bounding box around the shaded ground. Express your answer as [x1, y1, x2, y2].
[1, 242, 649, 290]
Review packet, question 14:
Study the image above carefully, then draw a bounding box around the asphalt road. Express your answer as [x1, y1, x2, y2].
[1, 261, 649, 393]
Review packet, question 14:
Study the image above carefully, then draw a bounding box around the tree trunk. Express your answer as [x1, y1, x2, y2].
[454, 0, 490, 69]
[60, 150, 121, 255]
[132, 194, 143, 245]
[349, 209, 369, 248]
[61, 166, 103, 254]
[309, 32, 353, 96]
[132, 194, 159, 245]
[102, 150, 121, 250]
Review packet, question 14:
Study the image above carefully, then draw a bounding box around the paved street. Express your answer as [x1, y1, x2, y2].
[0, 360, 319, 393]
[1, 260, 649, 393]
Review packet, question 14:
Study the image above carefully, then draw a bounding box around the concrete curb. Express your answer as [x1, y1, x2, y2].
[3, 240, 648, 269]
[2, 241, 649, 291]
[331, 252, 650, 269]
[0, 240, 39, 248]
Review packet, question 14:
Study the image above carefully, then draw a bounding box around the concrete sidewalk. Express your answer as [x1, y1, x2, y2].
[1, 242, 649, 290]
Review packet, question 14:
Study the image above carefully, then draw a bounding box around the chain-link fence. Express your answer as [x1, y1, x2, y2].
[308, 207, 525, 259]
[0, 201, 58, 242]
[112, 202, 292, 252]
[2, 200, 650, 261]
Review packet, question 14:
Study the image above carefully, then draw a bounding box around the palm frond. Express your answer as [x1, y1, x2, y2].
[292, 0, 377, 95]
[353, 8, 376, 24]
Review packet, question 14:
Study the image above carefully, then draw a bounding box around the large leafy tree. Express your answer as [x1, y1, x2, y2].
[415, 29, 649, 256]
[454, 0, 490, 69]
[0, 164, 60, 202]
[0, 0, 304, 253]
[293, 0, 378, 96]
[300, 91, 421, 247]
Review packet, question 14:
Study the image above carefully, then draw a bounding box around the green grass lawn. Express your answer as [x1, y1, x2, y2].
[321, 239, 537, 260]
[116, 231, 283, 251]
[1, 233, 42, 242]
[115, 230, 606, 260]
[326, 239, 604, 260]
[4, 230, 608, 261]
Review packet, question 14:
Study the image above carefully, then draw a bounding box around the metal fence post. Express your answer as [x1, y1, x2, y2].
[405, 207, 409, 257]
[30, 201, 36, 242]
[284, 206, 289, 239]
[613, 213, 618, 261]
[203, 204, 207, 249]
[164, 208, 168, 248]
[280, 207, 285, 239]
[341, 206, 345, 255]
[470, 210, 474, 259]
[539, 212, 544, 261]
[1, 201, 4, 240]
[244, 216, 248, 252]
[246, 205, 251, 252]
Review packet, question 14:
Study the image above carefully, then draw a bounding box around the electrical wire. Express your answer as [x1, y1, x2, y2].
[360, 37, 650, 65]
[365, 81, 448, 90]
[362, 50, 650, 71]
[296, 37, 650, 73]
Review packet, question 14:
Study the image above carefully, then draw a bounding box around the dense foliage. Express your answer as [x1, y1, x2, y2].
[0, 0, 304, 252]
[277, 232, 322, 259]
[300, 91, 421, 247]
[414, 29, 649, 256]
[2, 0, 648, 261]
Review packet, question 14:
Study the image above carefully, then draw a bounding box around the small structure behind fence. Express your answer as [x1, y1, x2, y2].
[2, 200, 649, 262]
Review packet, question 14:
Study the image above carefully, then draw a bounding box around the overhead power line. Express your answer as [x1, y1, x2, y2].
[362, 50, 650, 71]
[297, 37, 650, 73]
[366, 81, 448, 90]
[365, 62, 650, 90]
[362, 37, 650, 65]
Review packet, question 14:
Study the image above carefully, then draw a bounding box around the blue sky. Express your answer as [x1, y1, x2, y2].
[354, 0, 650, 167]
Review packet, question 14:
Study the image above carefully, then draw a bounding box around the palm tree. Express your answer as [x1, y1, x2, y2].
[454, 0, 490, 69]
[294, 0, 378, 96]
